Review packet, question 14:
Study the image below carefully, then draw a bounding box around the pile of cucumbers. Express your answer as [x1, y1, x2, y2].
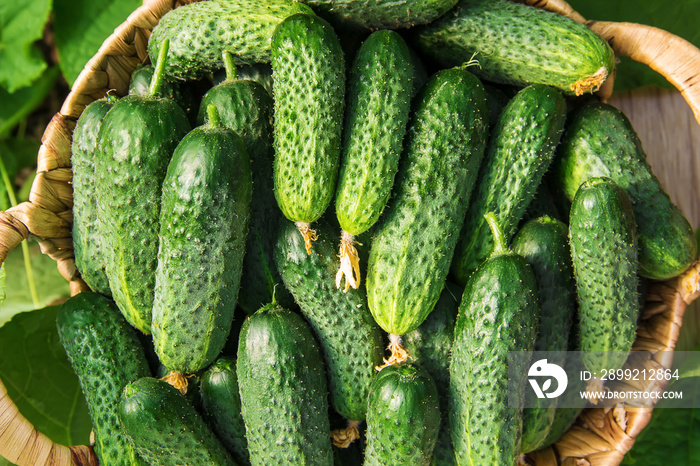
[58, 0, 698, 465]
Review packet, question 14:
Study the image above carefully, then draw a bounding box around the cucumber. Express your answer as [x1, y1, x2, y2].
[237, 304, 333, 465]
[511, 216, 576, 453]
[275, 219, 384, 424]
[56, 292, 151, 465]
[569, 177, 639, 378]
[271, 13, 345, 254]
[366, 67, 489, 337]
[363, 363, 441, 465]
[71, 96, 116, 297]
[451, 84, 567, 285]
[96, 44, 191, 333]
[152, 105, 252, 374]
[197, 53, 293, 314]
[450, 213, 539, 466]
[334, 29, 414, 291]
[300, 0, 457, 29]
[413, 0, 615, 96]
[402, 282, 462, 466]
[120, 377, 236, 466]
[200, 357, 249, 465]
[148, 0, 314, 81]
[554, 101, 697, 279]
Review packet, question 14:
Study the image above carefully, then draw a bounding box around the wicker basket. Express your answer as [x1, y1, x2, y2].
[0, 0, 699, 464]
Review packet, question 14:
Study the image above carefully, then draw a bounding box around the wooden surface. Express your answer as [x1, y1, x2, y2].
[608, 86, 700, 230]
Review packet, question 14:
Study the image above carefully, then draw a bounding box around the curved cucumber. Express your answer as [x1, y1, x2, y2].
[200, 357, 249, 465]
[271, 13, 345, 253]
[554, 101, 697, 279]
[152, 106, 252, 374]
[569, 177, 639, 375]
[451, 84, 567, 285]
[237, 304, 333, 465]
[413, 0, 615, 95]
[363, 363, 441, 465]
[275, 219, 384, 422]
[334, 29, 414, 290]
[120, 377, 236, 466]
[450, 214, 539, 466]
[71, 97, 116, 296]
[57, 292, 151, 465]
[366, 67, 489, 336]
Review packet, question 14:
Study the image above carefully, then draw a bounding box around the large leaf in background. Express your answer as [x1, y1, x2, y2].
[567, 0, 700, 91]
[0, 0, 52, 93]
[0, 242, 71, 327]
[53, 0, 143, 87]
[0, 67, 59, 138]
[0, 306, 92, 457]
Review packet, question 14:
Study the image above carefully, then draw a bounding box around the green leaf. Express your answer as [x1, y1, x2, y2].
[0, 306, 92, 450]
[0, 242, 71, 327]
[0, 67, 60, 138]
[0, 0, 52, 93]
[567, 0, 700, 92]
[53, 0, 142, 86]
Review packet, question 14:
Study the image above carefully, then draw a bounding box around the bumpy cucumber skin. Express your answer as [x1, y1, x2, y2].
[200, 357, 250, 465]
[366, 68, 489, 336]
[120, 377, 236, 466]
[413, 0, 615, 95]
[71, 98, 114, 297]
[152, 122, 252, 374]
[450, 251, 539, 466]
[275, 219, 383, 421]
[335, 30, 414, 236]
[451, 84, 566, 285]
[555, 102, 697, 279]
[569, 177, 639, 374]
[237, 305, 333, 465]
[96, 95, 190, 334]
[197, 78, 293, 314]
[402, 282, 462, 466]
[363, 363, 441, 466]
[271, 13, 345, 224]
[148, 0, 314, 81]
[300, 0, 457, 29]
[512, 216, 576, 453]
[57, 292, 150, 465]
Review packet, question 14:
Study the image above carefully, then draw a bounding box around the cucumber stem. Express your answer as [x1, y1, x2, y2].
[205, 104, 222, 128]
[148, 39, 170, 97]
[330, 420, 361, 448]
[222, 51, 238, 82]
[295, 222, 318, 255]
[336, 230, 361, 293]
[484, 212, 509, 256]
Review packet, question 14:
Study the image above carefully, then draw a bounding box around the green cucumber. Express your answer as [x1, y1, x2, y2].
[275, 219, 384, 423]
[569, 177, 639, 377]
[56, 292, 151, 465]
[366, 67, 489, 336]
[96, 43, 191, 333]
[120, 377, 236, 465]
[554, 101, 697, 279]
[152, 105, 252, 374]
[334, 29, 414, 291]
[402, 282, 462, 466]
[450, 213, 539, 466]
[197, 54, 293, 314]
[413, 0, 615, 95]
[271, 13, 345, 254]
[148, 0, 314, 81]
[200, 357, 249, 465]
[300, 0, 457, 29]
[363, 363, 441, 465]
[237, 304, 333, 465]
[71, 96, 116, 297]
[511, 215, 576, 453]
[451, 84, 566, 285]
